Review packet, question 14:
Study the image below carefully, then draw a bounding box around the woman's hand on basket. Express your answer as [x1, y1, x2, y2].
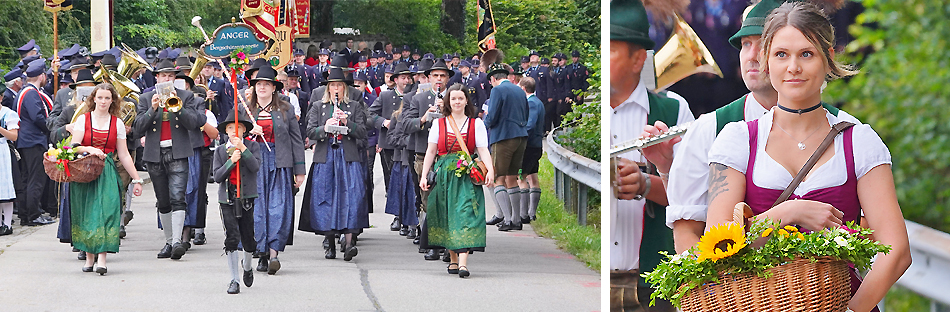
[774, 199, 844, 231]
[87, 147, 106, 159]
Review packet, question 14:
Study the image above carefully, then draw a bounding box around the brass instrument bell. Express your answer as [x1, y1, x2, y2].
[653, 14, 723, 91]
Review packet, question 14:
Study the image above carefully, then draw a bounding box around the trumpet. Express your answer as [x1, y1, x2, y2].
[155, 81, 182, 113]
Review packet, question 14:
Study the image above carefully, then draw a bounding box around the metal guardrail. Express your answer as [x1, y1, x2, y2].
[545, 127, 600, 226]
[884, 220, 950, 311]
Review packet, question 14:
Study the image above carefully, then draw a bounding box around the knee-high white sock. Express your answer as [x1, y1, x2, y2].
[493, 186, 512, 222]
[508, 187, 521, 222]
[159, 212, 173, 245]
[528, 188, 542, 218]
[0, 202, 12, 227]
[171, 210, 185, 245]
[489, 186, 503, 218]
[243, 251, 253, 271]
[520, 189, 530, 219]
[227, 251, 241, 282]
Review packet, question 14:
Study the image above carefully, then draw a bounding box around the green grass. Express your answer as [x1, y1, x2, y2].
[530, 153, 601, 272]
[883, 285, 938, 312]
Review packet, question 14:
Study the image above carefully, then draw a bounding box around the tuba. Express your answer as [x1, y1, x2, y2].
[479, 49, 504, 73]
[653, 13, 723, 91]
[77, 69, 140, 125]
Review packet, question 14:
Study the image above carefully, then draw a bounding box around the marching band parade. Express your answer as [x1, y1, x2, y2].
[0, 5, 590, 297]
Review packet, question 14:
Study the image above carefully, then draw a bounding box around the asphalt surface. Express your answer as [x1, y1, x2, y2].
[0, 151, 600, 311]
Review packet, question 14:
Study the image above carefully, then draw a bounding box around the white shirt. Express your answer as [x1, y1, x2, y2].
[427, 117, 488, 148]
[283, 91, 301, 118]
[709, 108, 888, 195]
[0, 106, 20, 144]
[610, 81, 693, 271]
[665, 95, 860, 227]
[205, 110, 218, 128]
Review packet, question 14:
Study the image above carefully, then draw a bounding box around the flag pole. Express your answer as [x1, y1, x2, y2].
[232, 67, 240, 197]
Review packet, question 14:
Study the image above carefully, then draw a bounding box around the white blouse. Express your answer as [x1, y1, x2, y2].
[709, 108, 891, 196]
[427, 117, 489, 148]
[72, 114, 127, 141]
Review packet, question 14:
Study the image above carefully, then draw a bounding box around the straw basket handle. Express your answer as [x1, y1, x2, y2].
[733, 202, 754, 229]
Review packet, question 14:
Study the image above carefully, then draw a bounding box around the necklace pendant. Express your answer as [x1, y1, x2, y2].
[797, 142, 806, 150]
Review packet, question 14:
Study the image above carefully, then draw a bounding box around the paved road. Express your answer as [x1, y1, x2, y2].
[0, 152, 600, 311]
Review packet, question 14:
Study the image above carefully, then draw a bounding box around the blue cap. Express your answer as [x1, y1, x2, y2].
[25, 58, 47, 77]
[17, 39, 37, 54]
[3, 68, 22, 81]
[459, 60, 471, 68]
[293, 48, 305, 55]
[59, 44, 81, 59]
[91, 49, 109, 57]
[409, 64, 419, 74]
[157, 48, 169, 60]
[540, 58, 550, 65]
[520, 56, 530, 63]
[384, 65, 394, 74]
[572, 50, 581, 57]
[385, 54, 393, 60]
[423, 53, 435, 60]
[284, 64, 301, 77]
[402, 45, 410, 51]
[21, 55, 40, 69]
[529, 50, 539, 56]
[59, 60, 71, 72]
[318, 48, 330, 55]
[358, 55, 367, 62]
[168, 48, 181, 60]
[442, 53, 452, 61]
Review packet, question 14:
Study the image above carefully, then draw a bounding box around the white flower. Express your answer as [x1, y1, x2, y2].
[834, 236, 849, 247]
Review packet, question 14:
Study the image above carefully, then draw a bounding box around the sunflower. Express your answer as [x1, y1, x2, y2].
[696, 222, 747, 263]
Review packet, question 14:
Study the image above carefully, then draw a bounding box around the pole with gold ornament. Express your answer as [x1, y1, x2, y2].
[43, 0, 73, 94]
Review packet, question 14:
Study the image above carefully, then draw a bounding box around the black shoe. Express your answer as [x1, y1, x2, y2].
[512, 222, 523, 230]
[423, 249, 440, 261]
[78, 251, 87, 261]
[343, 246, 358, 261]
[82, 266, 94, 273]
[118, 225, 126, 239]
[182, 241, 191, 251]
[72, 247, 80, 252]
[398, 226, 409, 236]
[157, 244, 172, 258]
[252, 252, 262, 259]
[530, 215, 537, 222]
[447, 263, 459, 274]
[406, 227, 417, 239]
[418, 247, 426, 253]
[96, 266, 107, 275]
[193, 233, 206, 245]
[267, 258, 281, 275]
[323, 237, 330, 250]
[122, 210, 134, 225]
[498, 222, 515, 231]
[390, 217, 401, 231]
[257, 256, 269, 272]
[325, 242, 337, 259]
[0, 225, 12, 236]
[412, 235, 420, 245]
[227, 280, 240, 294]
[458, 266, 470, 278]
[24, 216, 54, 226]
[486, 215, 504, 226]
[441, 250, 451, 262]
[170, 242, 186, 260]
[522, 216, 531, 224]
[243, 270, 254, 287]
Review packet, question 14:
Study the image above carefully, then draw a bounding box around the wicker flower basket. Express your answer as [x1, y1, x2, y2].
[43, 155, 104, 183]
[680, 203, 853, 312]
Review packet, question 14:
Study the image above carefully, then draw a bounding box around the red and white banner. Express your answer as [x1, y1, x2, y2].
[294, 0, 310, 38]
[241, 0, 279, 41]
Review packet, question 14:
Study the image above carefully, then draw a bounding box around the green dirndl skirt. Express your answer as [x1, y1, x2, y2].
[426, 153, 486, 252]
[70, 155, 121, 254]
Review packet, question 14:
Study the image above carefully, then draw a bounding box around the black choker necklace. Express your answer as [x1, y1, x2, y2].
[777, 102, 822, 115]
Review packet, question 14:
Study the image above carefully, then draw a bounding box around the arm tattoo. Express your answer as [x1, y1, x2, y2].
[708, 162, 730, 205]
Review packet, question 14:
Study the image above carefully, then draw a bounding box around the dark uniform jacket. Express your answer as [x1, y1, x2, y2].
[403, 86, 442, 153]
[15, 84, 52, 149]
[213, 138, 261, 201]
[306, 98, 367, 163]
[250, 102, 307, 175]
[367, 87, 406, 150]
[133, 88, 205, 161]
[484, 80, 528, 145]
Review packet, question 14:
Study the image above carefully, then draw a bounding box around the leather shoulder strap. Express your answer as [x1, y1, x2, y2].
[771, 121, 856, 207]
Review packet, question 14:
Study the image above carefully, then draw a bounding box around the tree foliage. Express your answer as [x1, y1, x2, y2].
[824, 0, 950, 232]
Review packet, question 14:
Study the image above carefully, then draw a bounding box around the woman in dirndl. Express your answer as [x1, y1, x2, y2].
[246, 65, 307, 275]
[419, 83, 494, 278]
[67, 83, 144, 275]
[0, 104, 17, 236]
[300, 67, 368, 261]
[704, 3, 910, 311]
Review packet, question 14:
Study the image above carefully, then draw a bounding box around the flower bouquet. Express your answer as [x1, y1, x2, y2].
[644, 203, 891, 312]
[229, 48, 250, 73]
[43, 139, 103, 183]
[452, 151, 487, 185]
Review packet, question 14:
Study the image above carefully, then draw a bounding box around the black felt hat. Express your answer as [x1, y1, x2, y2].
[250, 65, 284, 90]
[69, 69, 95, 89]
[152, 58, 179, 74]
[425, 59, 455, 78]
[217, 108, 255, 134]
